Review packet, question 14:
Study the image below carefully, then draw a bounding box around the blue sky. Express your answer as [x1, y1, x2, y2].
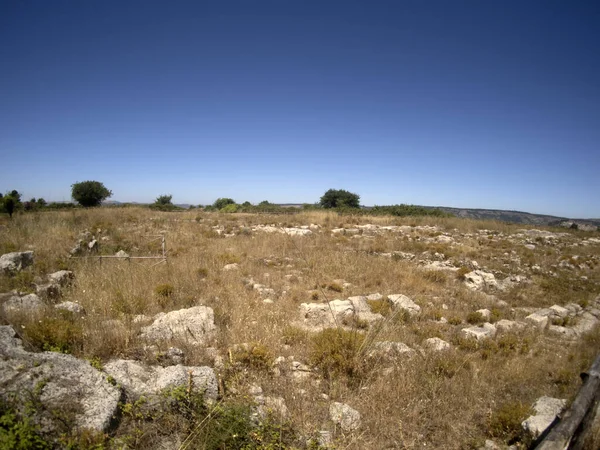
[1, 1, 599, 217]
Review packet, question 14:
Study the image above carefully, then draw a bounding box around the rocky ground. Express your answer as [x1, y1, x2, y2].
[0, 208, 599, 449]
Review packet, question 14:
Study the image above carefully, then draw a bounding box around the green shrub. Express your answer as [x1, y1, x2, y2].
[367, 299, 392, 316]
[154, 284, 174, 298]
[231, 343, 273, 371]
[309, 328, 365, 380]
[0, 401, 50, 449]
[212, 198, 235, 210]
[20, 314, 84, 354]
[488, 400, 531, 443]
[466, 311, 485, 325]
[220, 203, 238, 213]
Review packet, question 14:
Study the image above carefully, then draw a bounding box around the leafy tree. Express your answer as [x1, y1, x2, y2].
[1, 191, 22, 218]
[213, 198, 235, 210]
[37, 198, 47, 207]
[71, 181, 112, 207]
[154, 194, 173, 206]
[3, 197, 16, 218]
[319, 189, 360, 209]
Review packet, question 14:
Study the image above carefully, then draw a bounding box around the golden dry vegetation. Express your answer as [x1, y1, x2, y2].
[1, 207, 599, 449]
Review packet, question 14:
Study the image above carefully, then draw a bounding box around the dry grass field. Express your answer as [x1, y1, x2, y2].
[1, 207, 599, 449]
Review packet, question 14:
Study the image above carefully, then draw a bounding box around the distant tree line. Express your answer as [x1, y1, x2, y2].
[2, 182, 451, 219]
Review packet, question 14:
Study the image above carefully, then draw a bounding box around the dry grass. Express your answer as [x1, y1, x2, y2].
[1, 207, 599, 448]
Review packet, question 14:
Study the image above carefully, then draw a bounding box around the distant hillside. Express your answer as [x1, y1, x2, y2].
[426, 206, 600, 228]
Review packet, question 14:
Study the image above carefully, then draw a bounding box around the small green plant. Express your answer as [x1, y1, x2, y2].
[154, 284, 174, 298]
[309, 328, 366, 381]
[231, 342, 273, 371]
[196, 268, 209, 279]
[281, 326, 308, 346]
[466, 311, 485, 325]
[448, 316, 463, 325]
[0, 404, 50, 449]
[488, 400, 531, 443]
[367, 298, 393, 316]
[20, 314, 84, 354]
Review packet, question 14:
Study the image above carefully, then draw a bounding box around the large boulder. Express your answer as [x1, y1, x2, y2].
[141, 306, 217, 345]
[0, 251, 34, 274]
[0, 325, 120, 432]
[103, 359, 218, 401]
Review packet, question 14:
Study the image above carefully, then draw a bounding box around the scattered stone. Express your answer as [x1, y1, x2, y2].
[387, 294, 421, 317]
[0, 251, 34, 274]
[525, 313, 549, 331]
[366, 293, 383, 301]
[141, 306, 217, 346]
[88, 239, 98, 251]
[55, 301, 85, 315]
[263, 298, 274, 304]
[0, 325, 120, 432]
[256, 396, 289, 419]
[223, 263, 239, 271]
[368, 341, 416, 360]
[524, 244, 536, 250]
[476, 309, 491, 321]
[115, 250, 129, 258]
[464, 270, 497, 291]
[462, 323, 497, 340]
[2, 293, 44, 314]
[330, 402, 361, 432]
[495, 320, 526, 333]
[103, 359, 218, 400]
[48, 270, 74, 286]
[36, 283, 61, 300]
[423, 337, 451, 351]
[522, 396, 566, 438]
[549, 305, 569, 318]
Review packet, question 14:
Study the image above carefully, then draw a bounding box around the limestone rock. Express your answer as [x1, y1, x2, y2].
[115, 250, 129, 258]
[0, 325, 120, 432]
[2, 293, 44, 314]
[423, 337, 451, 351]
[223, 263, 239, 271]
[0, 251, 34, 274]
[462, 323, 497, 340]
[330, 402, 361, 432]
[141, 306, 217, 345]
[522, 396, 566, 438]
[55, 301, 85, 315]
[369, 341, 416, 360]
[525, 313, 549, 331]
[103, 359, 218, 401]
[464, 270, 497, 291]
[48, 270, 74, 286]
[387, 294, 421, 317]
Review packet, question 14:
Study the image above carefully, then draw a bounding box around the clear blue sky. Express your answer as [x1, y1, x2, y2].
[1, 1, 599, 217]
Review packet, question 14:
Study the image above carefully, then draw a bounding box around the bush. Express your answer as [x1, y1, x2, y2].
[212, 198, 235, 210]
[71, 181, 112, 207]
[319, 189, 360, 209]
[488, 400, 531, 443]
[309, 328, 365, 380]
[154, 284, 174, 298]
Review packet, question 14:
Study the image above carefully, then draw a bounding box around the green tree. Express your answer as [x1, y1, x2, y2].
[212, 198, 235, 210]
[71, 181, 112, 207]
[154, 194, 173, 206]
[1, 191, 22, 218]
[319, 189, 360, 209]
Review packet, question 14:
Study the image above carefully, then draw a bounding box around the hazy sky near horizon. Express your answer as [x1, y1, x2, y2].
[1, 1, 599, 217]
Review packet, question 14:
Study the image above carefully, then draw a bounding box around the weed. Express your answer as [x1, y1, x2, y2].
[367, 298, 393, 316]
[466, 311, 486, 325]
[154, 283, 174, 298]
[231, 342, 273, 371]
[327, 282, 343, 293]
[309, 328, 366, 381]
[488, 400, 531, 444]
